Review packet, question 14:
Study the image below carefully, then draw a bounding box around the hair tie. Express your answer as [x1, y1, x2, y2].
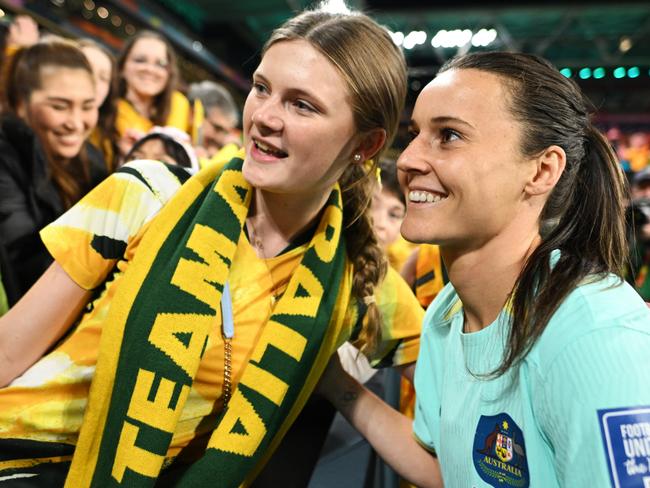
[363, 295, 376, 305]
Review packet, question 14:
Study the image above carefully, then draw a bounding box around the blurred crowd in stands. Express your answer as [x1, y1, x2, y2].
[605, 127, 650, 300]
[0, 15, 242, 313]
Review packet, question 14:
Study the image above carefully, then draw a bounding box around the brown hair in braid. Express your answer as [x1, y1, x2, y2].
[264, 9, 407, 354]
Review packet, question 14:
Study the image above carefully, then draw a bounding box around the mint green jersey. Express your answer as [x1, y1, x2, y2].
[413, 275, 650, 487]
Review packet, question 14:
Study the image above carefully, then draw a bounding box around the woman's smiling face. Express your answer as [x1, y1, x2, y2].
[242, 39, 361, 199]
[122, 37, 170, 99]
[21, 66, 97, 163]
[398, 68, 535, 250]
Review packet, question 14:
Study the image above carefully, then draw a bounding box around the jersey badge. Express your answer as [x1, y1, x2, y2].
[472, 412, 529, 487]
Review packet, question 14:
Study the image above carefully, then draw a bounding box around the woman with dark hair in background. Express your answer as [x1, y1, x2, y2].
[124, 126, 199, 171]
[319, 51, 650, 487]
[0, 39, 105, 302]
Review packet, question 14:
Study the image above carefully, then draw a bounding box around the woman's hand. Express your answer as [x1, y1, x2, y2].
[6, 15, 39, 49]
[117, 128, 146, 159]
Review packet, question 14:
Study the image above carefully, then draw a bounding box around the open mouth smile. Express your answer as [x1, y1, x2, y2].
[408, 190, 447, 203]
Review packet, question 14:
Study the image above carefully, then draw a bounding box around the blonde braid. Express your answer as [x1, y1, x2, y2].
[340, 162, 387, 356]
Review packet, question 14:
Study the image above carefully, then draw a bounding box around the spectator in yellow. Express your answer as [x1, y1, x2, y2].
[0, 10, 422, 486]
[114, 30, 190, 160]
[624, 131, 650, 172]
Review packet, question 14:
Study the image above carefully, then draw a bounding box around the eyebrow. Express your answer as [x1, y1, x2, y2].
[253, 72, 327, 113]
[428, 116, 475, 130]
[46, 96, 96, 103]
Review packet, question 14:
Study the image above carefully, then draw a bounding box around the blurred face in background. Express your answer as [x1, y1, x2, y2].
[127, 137, 177, 165]
[19, 66, 97, 163]
[632, 179, 650, 200]
[203, 106, 240, 154]
[81, 44, 112, 108]
[122, 37, 170, 100]
[371, 186, 406, 249]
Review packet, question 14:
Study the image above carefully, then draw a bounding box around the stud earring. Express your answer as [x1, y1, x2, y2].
[353, 154, 362, 162]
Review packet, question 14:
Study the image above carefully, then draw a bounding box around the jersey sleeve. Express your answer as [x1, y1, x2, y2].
[362, 266, 424, 368]
[535, 316, 650, 487]
[40, 161, 188, 290]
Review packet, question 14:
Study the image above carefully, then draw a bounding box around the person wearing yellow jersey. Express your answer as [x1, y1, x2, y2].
[114, 30, 191, 163]
[0, 9, 422, 487]
[398, 242, 446, 468]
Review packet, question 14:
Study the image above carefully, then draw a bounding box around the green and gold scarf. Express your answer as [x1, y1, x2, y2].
[66, 156, 349, 487]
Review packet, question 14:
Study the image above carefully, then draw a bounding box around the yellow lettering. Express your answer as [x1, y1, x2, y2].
[111, 421, 165, 482]
[214, 169, 251, 223]
[250, 320, 307, 363]
[240, 363, 288, 406]
[148, 313, 212, 377]
[127, 369, 190, 433]
[272, 265, 323, 317]
[312, 205, 342, 263]
[171, 224, 236, 307]
[208, 392, 266, 456]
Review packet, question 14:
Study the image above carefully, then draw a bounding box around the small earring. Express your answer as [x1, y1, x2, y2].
[353, 154, 362, 162]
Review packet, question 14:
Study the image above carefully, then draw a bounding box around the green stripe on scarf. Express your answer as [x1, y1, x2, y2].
[66, 157, 347, 487]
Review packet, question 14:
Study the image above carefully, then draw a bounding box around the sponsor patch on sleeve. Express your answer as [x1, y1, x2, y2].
[599, 406, 650, 488]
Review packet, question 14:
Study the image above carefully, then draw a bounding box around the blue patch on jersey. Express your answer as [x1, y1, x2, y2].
[599, 406, 650, 488]
[472, 413, 529, 487]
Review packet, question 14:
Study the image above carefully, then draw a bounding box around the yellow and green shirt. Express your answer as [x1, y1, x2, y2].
[0, 160, 422, 461]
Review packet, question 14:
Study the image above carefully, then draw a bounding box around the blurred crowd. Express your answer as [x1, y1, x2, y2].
[0, 15, 242, 312]
[605, 127, 650, 300]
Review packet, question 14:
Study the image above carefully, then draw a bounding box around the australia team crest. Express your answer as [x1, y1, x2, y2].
[473, 413, 529, 487]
